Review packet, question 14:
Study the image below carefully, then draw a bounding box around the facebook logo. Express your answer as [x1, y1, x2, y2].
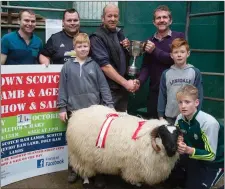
[37, 159, 44, 168]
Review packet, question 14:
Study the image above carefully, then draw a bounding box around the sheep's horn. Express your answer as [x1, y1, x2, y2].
[150, 127, 161, 152]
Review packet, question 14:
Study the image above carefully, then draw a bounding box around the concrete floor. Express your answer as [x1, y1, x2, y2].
[2, 170, 223, 189]
[2, 170, 164, 189]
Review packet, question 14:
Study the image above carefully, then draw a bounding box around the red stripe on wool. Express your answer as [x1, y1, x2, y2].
[132, 121, 147, 140]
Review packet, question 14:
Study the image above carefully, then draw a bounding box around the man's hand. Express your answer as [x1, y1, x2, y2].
[124, 79, 136, 92]
[145, 40, 155, 54]
[177, 135, 184, 144]
[120, 38, 130, 49]
[59, 112, 68, 122]
[39, 54, 50, 67]
[133, 79, 140, 92]
[178, 141, 194, 155]
[126, 79, 140, 93]
[1, 54, 7, 65]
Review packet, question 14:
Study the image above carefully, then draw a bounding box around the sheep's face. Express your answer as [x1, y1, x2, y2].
[158, 125, 180, 157]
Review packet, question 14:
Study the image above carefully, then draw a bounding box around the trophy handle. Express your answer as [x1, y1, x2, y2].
[142, 41, 147, 54]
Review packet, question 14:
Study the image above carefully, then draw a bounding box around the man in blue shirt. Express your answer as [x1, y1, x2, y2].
[1, 9, 43, 65]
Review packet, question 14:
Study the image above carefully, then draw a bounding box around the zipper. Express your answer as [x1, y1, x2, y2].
[80, 64, 82, 77]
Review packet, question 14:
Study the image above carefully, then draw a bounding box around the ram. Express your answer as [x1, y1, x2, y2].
[67, 105, 181, 186]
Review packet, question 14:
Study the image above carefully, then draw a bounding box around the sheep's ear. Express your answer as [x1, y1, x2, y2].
[162, 125, 177, 134]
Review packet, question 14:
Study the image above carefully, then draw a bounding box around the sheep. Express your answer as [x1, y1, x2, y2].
[66, 105, 181, 186]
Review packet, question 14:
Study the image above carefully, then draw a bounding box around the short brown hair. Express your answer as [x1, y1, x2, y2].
[171, 38, 190, 52]
[176, 84, 199, 100]
[73, 33, 90, 46]
[153, 5, 172, 21]
[63, 8, 80, 20]
[19, 9, 35, 20]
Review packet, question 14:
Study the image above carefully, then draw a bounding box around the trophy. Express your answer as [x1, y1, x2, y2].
[127, 40, 146, 77]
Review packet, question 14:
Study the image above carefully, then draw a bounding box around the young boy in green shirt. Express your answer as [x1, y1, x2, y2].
[168, 84, 224, 189]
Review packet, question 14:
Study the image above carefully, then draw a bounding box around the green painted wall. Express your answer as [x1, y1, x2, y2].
[1, 1, 224, 118]
[187, 1, 224, 119]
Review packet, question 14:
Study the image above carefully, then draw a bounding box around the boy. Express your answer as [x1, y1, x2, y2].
[57, 33, 114, 183]
[157, 38, 203, 124]
[57, 33, 114, 121]
[169, 84, 224, 189]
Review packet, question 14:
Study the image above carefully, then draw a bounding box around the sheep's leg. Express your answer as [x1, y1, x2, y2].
[83, 177, 89, 184]
[83, 177, 93, 189]
[135, 183, 142, 187]
[130, 181, 142, 187]
[121, 168, 142, 187]
[69, 153, 96, 179]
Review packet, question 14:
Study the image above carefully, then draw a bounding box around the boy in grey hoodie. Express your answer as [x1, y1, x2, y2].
[157, 38, 203, 124]
[57, 33, 114, 121]
[57, 33, 114, 183]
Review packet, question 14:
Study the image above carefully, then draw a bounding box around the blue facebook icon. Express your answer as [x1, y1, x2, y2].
[37, 159, 44, 168]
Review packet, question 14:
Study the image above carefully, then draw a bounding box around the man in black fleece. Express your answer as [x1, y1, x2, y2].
[90, 4, 135, 112]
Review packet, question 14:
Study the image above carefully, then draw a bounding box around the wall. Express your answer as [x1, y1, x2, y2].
[187, 1, 224, 118]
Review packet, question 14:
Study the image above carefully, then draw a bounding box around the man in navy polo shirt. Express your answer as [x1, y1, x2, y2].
[39, 8, 82, 65]
[135, 5, 185, 119]
[1, 9, 43, 65]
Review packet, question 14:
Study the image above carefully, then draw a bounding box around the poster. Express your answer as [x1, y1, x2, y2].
[45, 19, 62, 42]
[1, 65, 67, 187]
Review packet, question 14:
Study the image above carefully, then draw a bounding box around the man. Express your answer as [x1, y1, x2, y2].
[1, 9, 42, 65]
[39, 9, 81, 184]
[90, 4, 135, 112]
[135, 5, 185, 119]
[39, 8, 81, 65]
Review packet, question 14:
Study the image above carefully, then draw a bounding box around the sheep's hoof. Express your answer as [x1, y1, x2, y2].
[67, 171, 78, 183]
[94, 175, 106, 188]
[83, 183, 95, 189]
[136, 183, 142, 187]
[131, 182, 142, 187]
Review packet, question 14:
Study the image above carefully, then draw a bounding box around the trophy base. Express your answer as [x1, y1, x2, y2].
[127, 66, 139, 78]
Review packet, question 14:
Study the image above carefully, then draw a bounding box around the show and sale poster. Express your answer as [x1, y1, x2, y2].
[1, 65, 67, 187]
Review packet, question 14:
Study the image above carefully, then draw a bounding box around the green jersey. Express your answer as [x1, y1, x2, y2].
[175, 110, 224, 168]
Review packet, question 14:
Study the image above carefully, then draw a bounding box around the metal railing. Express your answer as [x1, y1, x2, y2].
[190, 11, 224, 18]
[1, 25, 45, 29]
[185, 1, 224, 103]
[191, 49, 224, 53]
[73, 1, 117, 20]
[204, 97, 224, 102]
[1, 5, 66, 12]
[201, 72, 224, 76]
[1, 2, 118, 28]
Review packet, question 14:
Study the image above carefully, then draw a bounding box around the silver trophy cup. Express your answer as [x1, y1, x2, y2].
[127, 40, 146, 77]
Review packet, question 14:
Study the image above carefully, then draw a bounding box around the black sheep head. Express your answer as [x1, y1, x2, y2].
[151, 125, 181, 157]
[158, 125, 181, 157]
